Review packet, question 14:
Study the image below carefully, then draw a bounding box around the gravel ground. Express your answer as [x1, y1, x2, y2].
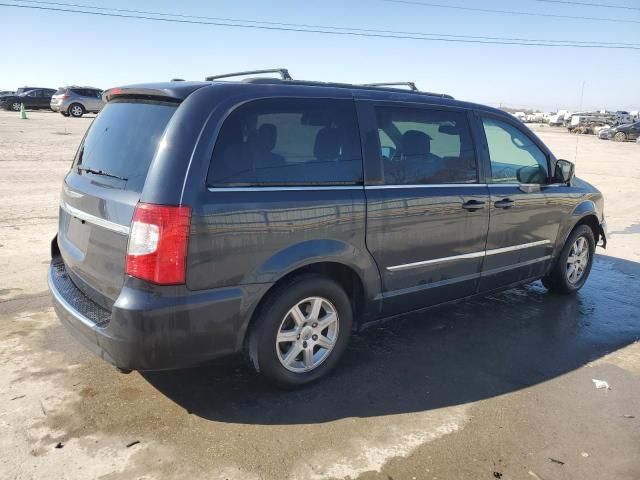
[0, 110, 638, 480]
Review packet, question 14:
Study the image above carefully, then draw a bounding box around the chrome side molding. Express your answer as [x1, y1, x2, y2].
[386, 240, 551, 272]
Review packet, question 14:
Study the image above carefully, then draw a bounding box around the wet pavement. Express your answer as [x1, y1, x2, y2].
[145, 256, 640, 426]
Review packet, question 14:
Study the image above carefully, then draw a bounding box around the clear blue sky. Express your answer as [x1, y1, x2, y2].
[1, 0, 639, 111]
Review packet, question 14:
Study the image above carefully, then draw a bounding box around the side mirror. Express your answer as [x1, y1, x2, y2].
[553, 159, 575, 184]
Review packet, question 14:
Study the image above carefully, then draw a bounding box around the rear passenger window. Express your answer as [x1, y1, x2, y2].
[375, 107, 477, 185]
[208, 98, 363, 187]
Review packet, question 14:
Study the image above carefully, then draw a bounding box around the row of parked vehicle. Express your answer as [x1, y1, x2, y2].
[0, 86, 104, 117]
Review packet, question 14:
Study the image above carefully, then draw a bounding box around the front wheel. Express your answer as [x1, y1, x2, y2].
[10, 102, 21, 111]
[613, 132, 627, 142]
[247, 275, 352, 388]
[542, 225, 595, 294]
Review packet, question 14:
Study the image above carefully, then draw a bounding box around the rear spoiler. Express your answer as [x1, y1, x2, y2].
[102, 87, 182, 103]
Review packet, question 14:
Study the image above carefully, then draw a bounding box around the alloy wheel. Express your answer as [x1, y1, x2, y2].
[566, 236, 589, 284]
[276, 296, 339, 373]
[70, 105, 83, 117]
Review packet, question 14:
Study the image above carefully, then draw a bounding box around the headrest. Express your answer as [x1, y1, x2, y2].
[401, 130, 431, 157]
[314, 127, 341, 161]
[256, 123, 277, 152]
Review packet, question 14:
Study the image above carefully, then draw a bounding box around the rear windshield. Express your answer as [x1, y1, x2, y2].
[77, 100, 177, 192]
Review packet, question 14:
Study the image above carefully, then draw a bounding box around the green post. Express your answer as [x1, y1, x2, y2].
[20, 103, 27, 119]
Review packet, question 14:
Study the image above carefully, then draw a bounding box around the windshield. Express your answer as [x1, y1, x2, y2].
[76, 100, 177, 192]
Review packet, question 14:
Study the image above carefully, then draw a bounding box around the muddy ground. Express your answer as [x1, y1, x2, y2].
[0, 110, 639, 480]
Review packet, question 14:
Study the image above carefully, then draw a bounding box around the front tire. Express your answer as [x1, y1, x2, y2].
[542, 224, 595, 294]
[68, 103, 84, 118]
[613, 131, 627, 142]
[10, 102, 21, 112]
[247, 274, 352, 388]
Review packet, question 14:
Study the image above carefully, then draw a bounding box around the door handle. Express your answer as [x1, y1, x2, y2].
[462, 200, 486, 211]
[494, 198, 515, 209]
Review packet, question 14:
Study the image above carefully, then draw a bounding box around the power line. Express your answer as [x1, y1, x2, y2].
[1, 2, 639, 50]
[384, 0, 640, 24]
[531, 0, 640, 11]
[12, 0, 640, 47]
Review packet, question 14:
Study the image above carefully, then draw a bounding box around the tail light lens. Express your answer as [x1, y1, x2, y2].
[61, 95, 70, 100]
[126, 203, 192, 285]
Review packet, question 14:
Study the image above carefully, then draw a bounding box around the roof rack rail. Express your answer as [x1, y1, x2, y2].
[361, 82, 418, 91]
[205, 68, 292, 82]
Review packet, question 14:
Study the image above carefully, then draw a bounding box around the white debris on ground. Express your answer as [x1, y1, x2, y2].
[592, 379, 611, 390]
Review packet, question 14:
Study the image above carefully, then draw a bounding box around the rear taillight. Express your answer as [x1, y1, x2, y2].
[126, 203, 191, 285]
[61, 95, 69, 100]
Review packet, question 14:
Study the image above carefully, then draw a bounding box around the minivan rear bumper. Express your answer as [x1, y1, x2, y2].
[48, 257, 269, 370]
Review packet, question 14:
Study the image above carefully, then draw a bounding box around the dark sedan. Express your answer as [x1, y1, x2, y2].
[0, 88, 57, 111]
[609, 121, 640, 142]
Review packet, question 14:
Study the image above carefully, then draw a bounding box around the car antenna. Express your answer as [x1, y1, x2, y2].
[574, 80, 585, 168]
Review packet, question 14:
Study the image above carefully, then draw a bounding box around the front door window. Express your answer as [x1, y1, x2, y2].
[482, 117, 549, 184]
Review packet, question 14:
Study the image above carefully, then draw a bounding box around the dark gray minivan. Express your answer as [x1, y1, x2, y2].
[49, 70, 607, 386]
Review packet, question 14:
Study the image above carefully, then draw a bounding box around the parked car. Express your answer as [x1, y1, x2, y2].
[0, 88, 56, 111]
[51, 86, 104, 117]
[15, 86, 50, 95]
[608, 121, 640, 142]
[0, 90, 14, 96]
[597, 126, 613, 139]
[48, 71, 607, 387]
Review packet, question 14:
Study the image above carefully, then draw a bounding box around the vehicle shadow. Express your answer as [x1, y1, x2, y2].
[142, 254, 640, 425]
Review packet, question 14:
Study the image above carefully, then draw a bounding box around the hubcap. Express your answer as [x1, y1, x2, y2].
[11, 102, 20, 111]
[71, 106, 82, 116]
[276, 296, 339, 373]
[566, 236, 589, 284]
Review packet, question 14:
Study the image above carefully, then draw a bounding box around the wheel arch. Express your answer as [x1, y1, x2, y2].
[237, 258, 374, 353]
[573, 214, 600, 245]
[556, 203, 601, 257]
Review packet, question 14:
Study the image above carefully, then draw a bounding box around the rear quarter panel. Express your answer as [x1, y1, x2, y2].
[187, 189, 375, 289]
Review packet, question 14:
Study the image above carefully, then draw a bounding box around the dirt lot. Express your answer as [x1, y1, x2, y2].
[1, 110, 639, 480]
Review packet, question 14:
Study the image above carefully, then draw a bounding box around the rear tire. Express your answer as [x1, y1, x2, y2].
[542, 224, 595, 294]
[247, 274, 352, 388]
[68, 103, 84, 118]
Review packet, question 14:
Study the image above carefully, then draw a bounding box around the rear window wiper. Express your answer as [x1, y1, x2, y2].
[77, 166, 128, 181]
